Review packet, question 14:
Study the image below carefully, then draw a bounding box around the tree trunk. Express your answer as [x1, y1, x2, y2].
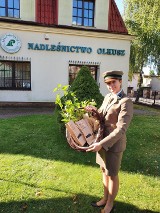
[135, 64, 144, 103]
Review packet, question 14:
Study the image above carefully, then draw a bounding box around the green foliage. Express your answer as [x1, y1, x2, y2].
[70, 66, 104, 107]
[53, 66, 104, 124]
[53, 83, 96, 124]
[124, 0, 160, 84]
[149, 70, 155, 76]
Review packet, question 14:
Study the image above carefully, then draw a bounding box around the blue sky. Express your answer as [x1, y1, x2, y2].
[115, 0, 124, 14]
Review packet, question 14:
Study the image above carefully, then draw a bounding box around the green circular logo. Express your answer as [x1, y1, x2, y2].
[0, 33, 21, 53]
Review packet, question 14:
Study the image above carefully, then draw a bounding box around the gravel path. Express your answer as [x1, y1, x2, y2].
[133, 109, 159, 115]
[0, 107, 159, 119]
[0, 107, 54, 119]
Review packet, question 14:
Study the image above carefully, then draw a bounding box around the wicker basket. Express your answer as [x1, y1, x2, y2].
[65, 109, 105, 152]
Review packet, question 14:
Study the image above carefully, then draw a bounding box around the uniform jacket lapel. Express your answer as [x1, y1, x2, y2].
[103, 90, 125, 115]
[105, 94, 118, 112]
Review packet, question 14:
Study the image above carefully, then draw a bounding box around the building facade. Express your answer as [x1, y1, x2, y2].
[128, 73, 160, 99]
[0, 0, 133, 104]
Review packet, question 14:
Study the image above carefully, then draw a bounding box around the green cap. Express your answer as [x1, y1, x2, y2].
[103, 70, 123, 82]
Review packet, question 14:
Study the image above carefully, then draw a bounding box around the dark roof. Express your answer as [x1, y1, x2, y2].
[108, 0, 128, 34]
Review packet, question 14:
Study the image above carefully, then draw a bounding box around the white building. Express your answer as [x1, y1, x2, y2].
[0, 0, 133, 105]
[128, 73, 139, 92]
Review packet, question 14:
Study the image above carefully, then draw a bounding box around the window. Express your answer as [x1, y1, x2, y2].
[72, 0, 95, 27]
[69, 65, 97, 85]
[0, 61, 31, 90]
[0, 0, 20, 18]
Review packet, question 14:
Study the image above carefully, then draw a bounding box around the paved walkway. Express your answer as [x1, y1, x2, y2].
[0, 107, 54, 119]
[0, 106, 159, 119]
[133, 108, 159, 115]
[131, 97, 160, 106]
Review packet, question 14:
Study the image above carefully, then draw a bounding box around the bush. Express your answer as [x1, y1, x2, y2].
[70, 66, 104, 108]
[53, 66, 104, 131]
[54, 84, 96, 123]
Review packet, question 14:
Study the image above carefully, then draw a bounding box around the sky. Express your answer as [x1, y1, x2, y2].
[115, 0, 124, 14]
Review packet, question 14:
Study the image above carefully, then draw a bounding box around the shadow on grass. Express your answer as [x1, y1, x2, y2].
[0, 113, 159, 177]
[0, 114, 97, 168]
[0, 195, 159, 213]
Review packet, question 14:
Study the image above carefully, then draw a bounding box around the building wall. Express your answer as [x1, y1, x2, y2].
[0, 22, 132, 102]
[58, 0, 72, 26]
[95, 0, 109, 30]
[150, 77, 160, 91]
[0, 0, 132, 103]
[143, 76, 151, 87]
[128, 73, 139, 91]
[128, 74, 160, 99]
[58, 0, 109, 30]
[20, 0, 35, 22]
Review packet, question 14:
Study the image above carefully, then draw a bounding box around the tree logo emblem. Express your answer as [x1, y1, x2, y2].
[0, 33, 21, 53]
[7, 39, 16, 46]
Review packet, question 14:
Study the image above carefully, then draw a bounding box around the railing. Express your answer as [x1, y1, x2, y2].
[128, 90, 160, 106]
[130, 97, 160, 106]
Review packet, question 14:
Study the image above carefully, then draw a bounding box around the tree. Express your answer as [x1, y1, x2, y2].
[53, 66, 104, 130]
[124, 0, 160, 101]
[149, 70, 155, 76]
[70, 66, 104, 107]
[157, 69, 160, 76]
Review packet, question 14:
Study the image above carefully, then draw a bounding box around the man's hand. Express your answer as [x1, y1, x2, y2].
[86, 143, 102, 152]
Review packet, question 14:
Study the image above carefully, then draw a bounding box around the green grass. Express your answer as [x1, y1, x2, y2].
[0, 106, 159, 213]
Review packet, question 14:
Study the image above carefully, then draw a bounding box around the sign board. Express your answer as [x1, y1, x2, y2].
[0, 33, 21, 53]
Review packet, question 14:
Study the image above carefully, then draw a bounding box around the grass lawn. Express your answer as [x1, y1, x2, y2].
[0, 105, 159, 213]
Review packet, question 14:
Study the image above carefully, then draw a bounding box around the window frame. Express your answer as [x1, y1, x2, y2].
[0, 0, 20, 18]
[69, 64, 98, 85]
[72, 0, 95, 27]
[0, 60, 31, 91]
